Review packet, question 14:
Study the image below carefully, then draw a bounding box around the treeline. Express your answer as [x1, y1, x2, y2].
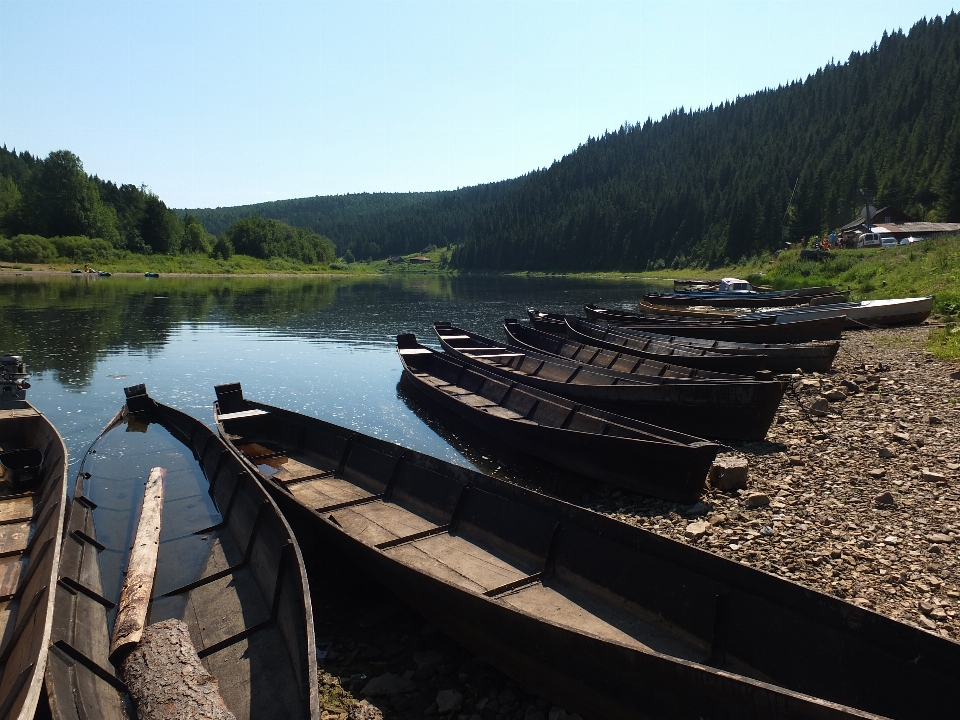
[0, 148, 334, 265]
[183, 180, 520, 262]
[453, 14, 960, 270]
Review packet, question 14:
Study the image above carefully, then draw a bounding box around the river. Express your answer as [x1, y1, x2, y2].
[1, 273, 665, 480]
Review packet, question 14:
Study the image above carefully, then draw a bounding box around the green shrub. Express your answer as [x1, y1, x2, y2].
[49, 235, 114, 262]
[1, 234, 57, 263]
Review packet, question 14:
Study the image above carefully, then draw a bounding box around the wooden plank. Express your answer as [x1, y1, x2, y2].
[217, 409, 269, 421]
[288, 477, 370, 509]
[0, 497, 34, 524]
[0, 408, 40, 420]
[109, 467, 165, 658]
[0, 556, 26, 598]
[0, 521, 31, 556]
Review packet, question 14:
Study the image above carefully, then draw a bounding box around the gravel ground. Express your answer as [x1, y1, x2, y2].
[600, 324, 960, 639]
[313, 324, 960, 719]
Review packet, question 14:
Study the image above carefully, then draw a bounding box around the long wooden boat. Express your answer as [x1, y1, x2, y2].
[565, 316, 840, 373]
[527, 311, 770, 374]
[213, 382, 960, 720]
[585, 304, 846, 342]
[637, 301, 743, 319]
[436, 323, 784, 441]
[402, 335, 722, 498]
[645, 291, 846, 308]
[741, 296, 935, 328]
[585, 304, 777, 326]
[0, 357, 68, 720]
[45, 384, 318, 720]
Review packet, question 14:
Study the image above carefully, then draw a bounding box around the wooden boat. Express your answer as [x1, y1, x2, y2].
[741, 296, 935, 328]
[585, 304, 846, 343]
[637, 300, 742, 319]
[585, 304, 777, 326]
[527, 311, 769, 374]
[213, 383, 960, 720]
[566, 316, 841, 373]
[45, 384, 318, 720]
[436, 322, 784, 441]
[644, 291, 846, 308]
[401, 335, 722, 499]
[0, 357, 68, 720]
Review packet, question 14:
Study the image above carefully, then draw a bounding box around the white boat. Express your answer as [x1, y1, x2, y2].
[743, 296, 934, 328]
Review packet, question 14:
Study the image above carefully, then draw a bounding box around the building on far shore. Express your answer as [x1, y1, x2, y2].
[839, 206, 960, 242]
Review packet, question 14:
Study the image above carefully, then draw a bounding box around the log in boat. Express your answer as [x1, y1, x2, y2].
[741, 296, 935, 328]
[584, 304, 846, 343]
[436, 322, 784, 442]
[644, 291, 845, 308]
[566, 316, 841, 373]
[0, 357, 68, 720]
[527, 311, 770, 374]
[45, 384, 318, 720]
[400, 335, 722, 499]
[213, 382, 960, 720]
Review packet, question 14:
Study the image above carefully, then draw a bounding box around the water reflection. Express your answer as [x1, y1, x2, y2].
[0, 273, 665, 476]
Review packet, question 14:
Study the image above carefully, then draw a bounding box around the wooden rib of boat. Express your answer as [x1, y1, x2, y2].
[741, 296, 935, 328]
[645, 291, 846, 308]
[566, 316, 841, 373]
[0, 357, 68, 720]
[45, 384, 318, 720]
[213, 382, 960, 720]
[402, 334, 722, 498]
[527, 311, 769, 374]
[585, 304, 846, 343]
[436, 322, 784, 442]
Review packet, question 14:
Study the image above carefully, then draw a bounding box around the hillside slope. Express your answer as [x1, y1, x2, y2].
[452, 14, 960, 271]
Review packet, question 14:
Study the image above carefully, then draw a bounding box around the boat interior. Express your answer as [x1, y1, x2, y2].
[45, 391, 314, 720]
[215, 381, 957, 719]
[0, 401, 66, 719]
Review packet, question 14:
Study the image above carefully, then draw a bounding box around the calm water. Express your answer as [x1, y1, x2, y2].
[1, 273, 665, 480]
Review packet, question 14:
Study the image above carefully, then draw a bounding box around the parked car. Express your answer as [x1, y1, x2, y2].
[880, 236, 899, 248]
[856, 233, 882, 248]
[899, 236, 923, 245]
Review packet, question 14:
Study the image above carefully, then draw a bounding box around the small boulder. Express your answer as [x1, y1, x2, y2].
[878, 447, 896, 459]
[921, 469, 946, 483]
[809, 398, 830, 416]
[874, 491, 897, 508]
[361, 673, 415, 697]
[926, 533, 954, 544]
[348, 701, 384, 720]
[684, 520, 710, 539]
[840, 379, 860, 394]
[742, 492, 770, 508]
[436, 690, 463, 714]
[867, 468, 886, 478]
[890, 431, 912, 444]
[709, 456, 749, 490]
[823, 389, 847, 402]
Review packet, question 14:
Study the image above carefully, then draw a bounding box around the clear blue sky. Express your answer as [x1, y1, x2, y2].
[1, 1, 957, 209]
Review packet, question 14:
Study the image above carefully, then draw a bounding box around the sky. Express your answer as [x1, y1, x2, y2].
[1, 1, 958, 209]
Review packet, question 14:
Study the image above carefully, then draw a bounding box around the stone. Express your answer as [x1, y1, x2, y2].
[841, 379, 860, 394]
[874, 491, 897, 507]
[823, 389, 847, 402]
[882, 536, 899, 545]
[890, 431, 912, 444]
[709, 457, 749, 490]
[742, 492, 770, 508]
[436, 690, 463, 714]
[684, 521, 709, 539]
[878, 447, 896, 459]
[708, 513, 726, 526]
[925, 414, 943, 425]
[867, 469, 886, 478]
[809, 398, 830, 416]
[926, 533, 954, 544]
[498, 689, 517, 705]
[683, 501, 709, 516]
[348, 701, 383, 720]
[786, 457, 805, 467]
[922, 470, 946, 482]
[361, 673, 415, 697]
[918, 615, 938, 630]
[919, 598, 936, 614]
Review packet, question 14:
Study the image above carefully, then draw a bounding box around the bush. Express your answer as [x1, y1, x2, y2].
[210, 236, 234, 260]
[50, 235, 114, 262]
[1, 234, 57, 263]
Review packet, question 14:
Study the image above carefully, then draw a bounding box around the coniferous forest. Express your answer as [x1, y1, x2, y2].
[2, 14, 959, 271]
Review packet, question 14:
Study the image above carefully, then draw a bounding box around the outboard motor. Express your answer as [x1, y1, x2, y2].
[0, 355, 31, 403]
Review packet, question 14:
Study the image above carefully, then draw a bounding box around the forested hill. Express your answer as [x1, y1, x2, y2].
[453, 13, 960, 271]
[184, 179, 520, 261]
